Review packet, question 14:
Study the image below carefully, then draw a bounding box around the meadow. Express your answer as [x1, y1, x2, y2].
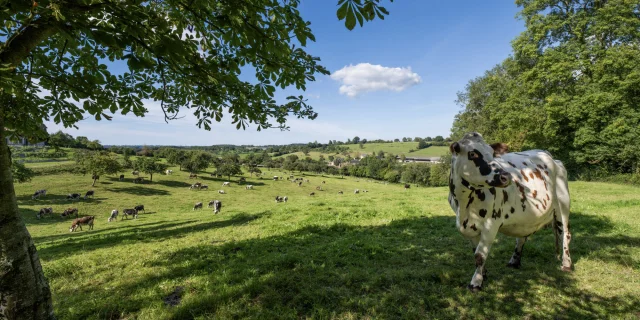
[17, 168, 640, 319]
[344, 142, 449, 157]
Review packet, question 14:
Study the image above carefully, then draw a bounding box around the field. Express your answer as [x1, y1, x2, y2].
[17, 169, 640, 319]
[344, 142, 449, 157]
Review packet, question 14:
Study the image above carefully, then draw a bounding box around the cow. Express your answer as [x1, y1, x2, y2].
[283, 196, 288, 203]
[36, 207, 53, 219]
[404, 183, 410, 190]
[134, 205, 145, 213]
[316, 186, 322, 191]
[61, 208, 78, 218]
[70, 216, 94, 232]
[222, 182, 231, 187]
[211, 200, 222, 214]
[84, 190, 95, 199]
[200, 185, 208, 190]
[245, 185, 253, 190]
[305, 179, 310, 183]
[239, 177, 246, 184]
[190, 182, 203, 190]
[67, 193, 81, 200]
[354, 189, 359, 194]
[309, 192, 315, 196]
[119, 174, 125, 181]
[273, 176, 278, 181]
[297, 182, 303, 187]
[132, 171, 139, 176]
[32, 189, 47, 200]
[218, 190, 226, 194]
[338, 191, 343, 194]
[275, 196, 283, 203]
[189, 173, 198, 179]
[121, 208, 138, 220]
[322, 181, 326, 184]
[166, 169, 173, 175]
[108, 209, 118, 222]
[193, 202, 203, 210]
[448, 132, 572, 292]
[134, 177, 144, 184]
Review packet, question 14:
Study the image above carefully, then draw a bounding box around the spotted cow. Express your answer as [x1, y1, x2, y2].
[448, 132, 571, 292]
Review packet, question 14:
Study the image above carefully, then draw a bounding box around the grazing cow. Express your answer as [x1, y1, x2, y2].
[305, 179, 310, 183]
[84, 190, 95, 199]
[61, 208, 78, 218]
[239, 177, 246, 184]
[134, 205, 145, 213]
[70, 216, 94, 232]
[275, 196, 283, 203]
[67, 193, 81, 200]
[245, 185, 253, 190]
[32, 189, 47, 200]
[363, 190, 368, 193]
[190, 182, 203, 190]
[354, 189, 359, 194]
[309, 192, 315, 196]
[222, 182, 231, 187]
[108, 209, 118, 222]
[298, 181, 303, 187]
[193, 202, 203, 210]
[200, 185, 209, 190]
[338, 191, 343, 194]
[166, 169, 173, 175]
[218, 190, 226, 194]
[91, 174, 100, 181]
[322, 181, 326, 184]
[134, 177, 144, 184]
[211, 200, 222, 214]
[122, 208, 138, 220]
[316, 186, 322, 191]
[404, 183, 410, 190]
[283, 196, 288, 203]
[189, 173, 198, 179]
[273, 176, 278, 181]
[448, 132, 572, 292]
[132, 171, 139, 176]
[119, 174, 125, 181]
[36, 207, 53, 219]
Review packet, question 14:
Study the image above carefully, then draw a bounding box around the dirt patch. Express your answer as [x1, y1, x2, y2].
[163, 286, 184, 307]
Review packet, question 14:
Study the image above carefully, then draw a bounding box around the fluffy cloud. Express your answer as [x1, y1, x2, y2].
[330, 63, 421, 97]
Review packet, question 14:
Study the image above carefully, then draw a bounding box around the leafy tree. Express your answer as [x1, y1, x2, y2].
[248, 166, 262, 177]
[333, 157, 344, 168]
[394, 138, 400, 142]
[166, 149, 188, 171]
[86, 140, 103, 151]
[11, 160, 35, 183]
[74, 151, 122, 186]
[318, 155, 325, 162]
[134, 157, 168, 182]
[433, 136, 444, 142]
[414, 137, 422, 142]
[377, 150, 385, 158]
[352, 136, 361, 144]
[217, 156, 243, 180]
[328, 155, 335, 162]
[182, 152, 212, 173]
[47, 131, 75, 150]
[75, 136, 90, 149]
[425, 137, 432, 141]
[418, 140, 429, 149]
[0, 0, 394, 316]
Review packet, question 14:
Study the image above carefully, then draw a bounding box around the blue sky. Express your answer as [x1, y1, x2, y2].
[46, 1, 525, 146]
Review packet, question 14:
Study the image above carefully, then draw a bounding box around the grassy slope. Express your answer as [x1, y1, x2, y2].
[17, 170, 640, 319]
[345, 142, 449, 157]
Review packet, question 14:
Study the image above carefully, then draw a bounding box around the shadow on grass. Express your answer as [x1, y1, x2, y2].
[153, 180, 193, 188]
[49, 211, 640, 319]
[104, 187, 170, 196]
[32, 221, 195, 243]
[37, 213, 266, 261]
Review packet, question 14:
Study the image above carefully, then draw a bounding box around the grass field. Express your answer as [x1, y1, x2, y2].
[16, 169, 640, 319]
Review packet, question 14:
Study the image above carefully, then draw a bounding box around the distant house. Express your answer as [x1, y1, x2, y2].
[396, 156, 442, 164]
[4, 124, 48, 147]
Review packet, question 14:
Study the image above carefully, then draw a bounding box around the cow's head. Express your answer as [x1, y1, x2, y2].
[450, 132, 511, 188]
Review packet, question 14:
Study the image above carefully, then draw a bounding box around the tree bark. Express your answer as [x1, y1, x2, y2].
[150, 173, 153, 182]
[0, 115, 55, 320]
[92, 177, 97, 187]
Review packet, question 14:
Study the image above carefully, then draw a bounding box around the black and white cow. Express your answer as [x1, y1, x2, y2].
[32, 189, 47, 199]
[37, 207, 53, 219]
[222, 182, 231, 187]
[134, 205, 145, 213]
[193, 202, 203, 210]
[122, 208, 138, 220]
[448, 132, 572, 292]
[67, 193, 81, 200]
[108, 209, 118, 222]
[84, 190, 95, 199]
[119, 174, 125, 181]
[210, 200, 222, 214]
[245, 185, 253, 190]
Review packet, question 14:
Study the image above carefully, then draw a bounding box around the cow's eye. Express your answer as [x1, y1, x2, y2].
[469, 151, 479, 159]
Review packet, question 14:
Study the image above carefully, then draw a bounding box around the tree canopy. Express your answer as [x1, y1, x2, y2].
[74, 150, 121, 186]
[452, 0, 640, 174]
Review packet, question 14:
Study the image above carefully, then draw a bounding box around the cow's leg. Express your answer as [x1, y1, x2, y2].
[469, 224, 499, 291]
[507, 237, 528, 269]
[555, 168, 572, 272]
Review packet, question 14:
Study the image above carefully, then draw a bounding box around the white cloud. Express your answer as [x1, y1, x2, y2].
[330, 63, 421, 97]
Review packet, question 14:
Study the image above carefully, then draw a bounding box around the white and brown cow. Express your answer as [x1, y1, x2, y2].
[448, 132, 571, 292]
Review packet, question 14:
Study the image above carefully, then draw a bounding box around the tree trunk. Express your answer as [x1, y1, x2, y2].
[0, 115, 55, 319]
[150, 173, 153, 182]
[92, 177, 97, 186]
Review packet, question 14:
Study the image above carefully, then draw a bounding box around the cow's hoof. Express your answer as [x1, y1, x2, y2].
[506, 262, 521, 269]
[467, 284, 482, 293]
[561, 266, 572, 272]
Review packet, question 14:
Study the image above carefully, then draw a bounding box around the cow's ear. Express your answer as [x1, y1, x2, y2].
[449, 142, 461, 154]
[491, 143, 509, 157]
